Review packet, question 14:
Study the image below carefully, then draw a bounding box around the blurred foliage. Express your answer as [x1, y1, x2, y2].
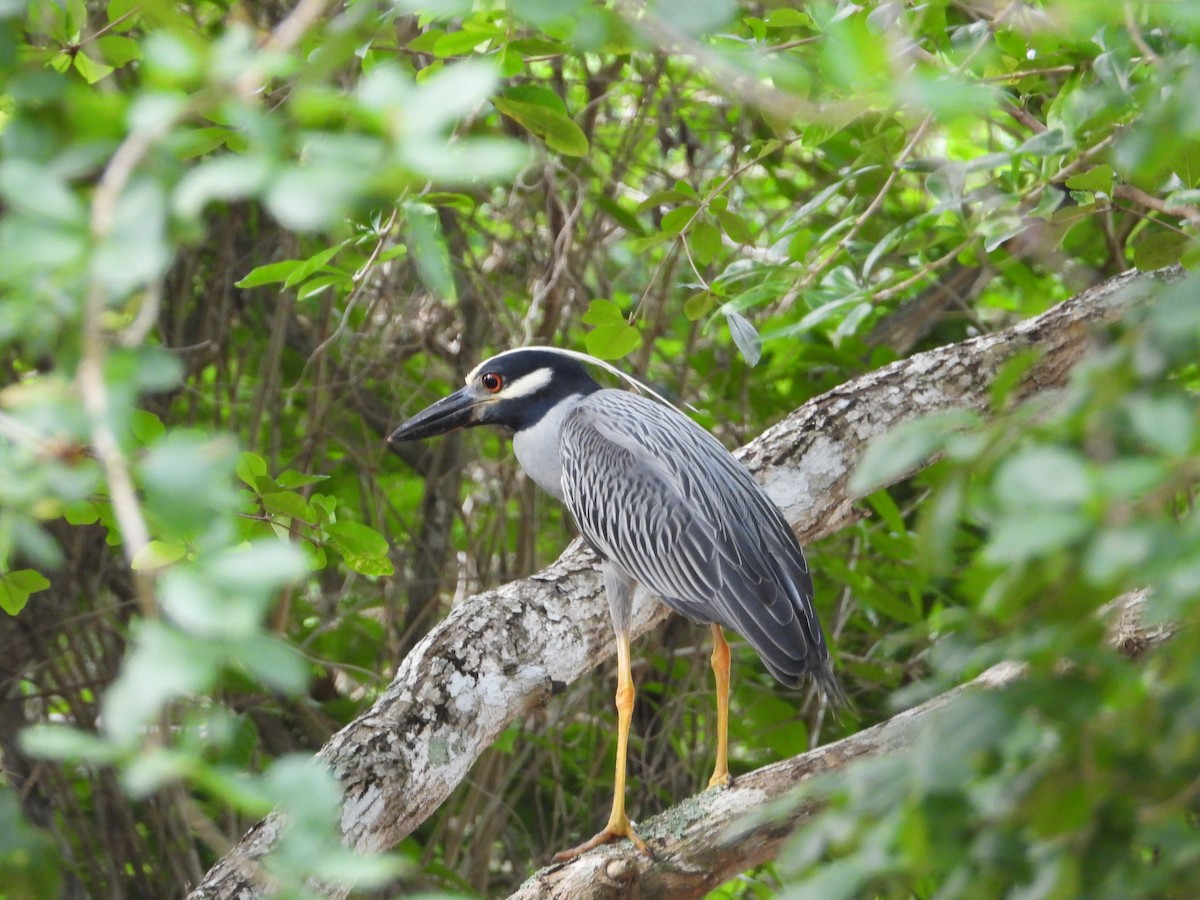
[0, 0, 1197, 897]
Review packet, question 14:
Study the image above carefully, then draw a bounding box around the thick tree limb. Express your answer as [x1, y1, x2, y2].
[189, 267, 1173, 898]
[509, 661, 1027, 900]
[510, 588, 1167, 899]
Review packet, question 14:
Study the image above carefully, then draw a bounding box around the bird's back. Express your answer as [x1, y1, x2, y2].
[559, 390, 841, 698]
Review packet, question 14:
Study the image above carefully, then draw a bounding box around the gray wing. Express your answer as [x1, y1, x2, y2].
[560, 390, 840, 696]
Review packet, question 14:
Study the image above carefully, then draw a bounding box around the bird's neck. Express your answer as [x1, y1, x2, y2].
[512, 392, 587, 501]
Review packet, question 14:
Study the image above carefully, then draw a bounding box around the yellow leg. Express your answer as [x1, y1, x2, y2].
[552, 633, 652, 862]
[708, 624, 732, 789]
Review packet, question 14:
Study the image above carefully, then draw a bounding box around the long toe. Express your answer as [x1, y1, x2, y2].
[551, 823, 653, 863]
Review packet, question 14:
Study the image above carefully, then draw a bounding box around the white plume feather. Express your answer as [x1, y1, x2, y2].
[467, 346, 696, 415]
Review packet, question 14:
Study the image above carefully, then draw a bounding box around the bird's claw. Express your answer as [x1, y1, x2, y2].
[707, 770, 733, 789]
[551, 822, 653, 863]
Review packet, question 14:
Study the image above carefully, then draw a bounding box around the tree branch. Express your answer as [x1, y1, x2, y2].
[508, 588, 1168, 899]
[510, 660, 1026, 900]
[189, 266, 1176, 899]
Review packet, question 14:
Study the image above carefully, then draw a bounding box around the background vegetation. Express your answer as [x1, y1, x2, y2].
[1, 0, 1198, 896]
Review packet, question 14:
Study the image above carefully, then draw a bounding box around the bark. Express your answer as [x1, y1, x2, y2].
[189, 266, 1176, 898]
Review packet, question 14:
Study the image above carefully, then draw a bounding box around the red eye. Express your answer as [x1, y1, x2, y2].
[481, 372, 504, 393]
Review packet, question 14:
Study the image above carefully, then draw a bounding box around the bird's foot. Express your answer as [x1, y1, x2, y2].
[551, 820, 653, 863]
[707, 768, 733, 789]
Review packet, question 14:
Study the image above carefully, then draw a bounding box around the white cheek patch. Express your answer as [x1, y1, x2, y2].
[500, 367, 553, 399]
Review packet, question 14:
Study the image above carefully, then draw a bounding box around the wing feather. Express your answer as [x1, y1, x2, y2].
[560, 390, 837, 691]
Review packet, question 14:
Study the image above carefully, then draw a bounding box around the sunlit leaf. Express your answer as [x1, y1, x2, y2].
[492, 93, 589, 157]
[130, 540, 187, 571]
[584, 322, 641, 360]
[0, 569, 50, 616]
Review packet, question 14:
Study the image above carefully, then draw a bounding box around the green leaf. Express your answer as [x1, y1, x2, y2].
[993, 446, 1090, 511]
[101, 621, 223, 740]
[985, 510, 1091, 564]
[431, 27, 499, 58]
[397, 59, 499, 136]
[660, 206, 698, 235]
[0, 160, 86, 224]
[326, 521, 393, 576]
[401, 137, 528, 183]
[648, 0, 734, 35]
[63, 502, 100, 526]
[1133, 231, 1191, 271]
[1065, 165, 1114, 196]
[1171, 142, 1200, 189]
[228, 635, 309, 694]
[496, 83, 568, 115]
[296, 273, 352, 301]
[275, 470, 329, 489]
[20, 725, 119, 762]
[1126, 394, 1195, 457]
[208, 542, 307, 593]
[492, 95, 589, 157]
[130, 409, 165, 446]
[92, 179, 171, 295]
[581, 298, 626, 325]
[584, 322, 642, 360]
[852, 411, 979, 493]
[236, 452, 269, 489]
[262, 491, 314, 521]
[73, 50, 115, 84]
[174, 154, 272, 219]
[266, 164, 358, 232]
[236, 260, 301, 289]
[766, 8, 812, 27]
[714, 208, 754, 244]
[859, 586, 921, 624]
[725, 310, 762, 366]
[130, 540, 187, 571]
[403, 201, 457, 300]
[636, 189, 697, 213]
[595, 195, 645, 235]
[96, 34, 141, 67]
[1015, 128, 1072, 158]
[159, 566, 259, 638]
[0, 569, 50, 616]
[282, 245, 342, 289]
[683, 292, 715, 321]
[107, 0, 143, 29]
[865, 489, 907, 535]
[689, 220, 722, 265]
[421, 192, 476, 212]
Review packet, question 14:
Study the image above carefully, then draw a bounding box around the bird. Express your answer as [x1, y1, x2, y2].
[388, 346, 845, 861]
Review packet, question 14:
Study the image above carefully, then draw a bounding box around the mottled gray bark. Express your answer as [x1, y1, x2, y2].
[189, 267, 1174, 899]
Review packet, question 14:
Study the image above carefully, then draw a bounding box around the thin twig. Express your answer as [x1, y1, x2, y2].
[1114, 184, 1200, 224]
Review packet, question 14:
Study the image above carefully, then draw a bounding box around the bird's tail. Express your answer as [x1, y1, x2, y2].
[810, 659, 852, 713]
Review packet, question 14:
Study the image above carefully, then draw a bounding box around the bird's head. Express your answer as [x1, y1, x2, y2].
[388, 347, 602, 443]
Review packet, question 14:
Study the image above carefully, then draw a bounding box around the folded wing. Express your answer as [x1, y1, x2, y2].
[560, 390, 840, 697]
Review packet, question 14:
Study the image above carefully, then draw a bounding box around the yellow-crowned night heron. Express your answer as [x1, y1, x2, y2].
[389, 347, 844, 860]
